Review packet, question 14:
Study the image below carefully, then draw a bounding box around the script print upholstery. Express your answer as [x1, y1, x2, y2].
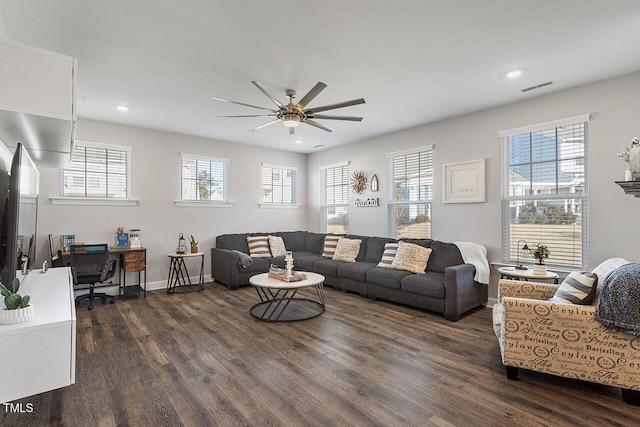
[494, 279, 640, 391]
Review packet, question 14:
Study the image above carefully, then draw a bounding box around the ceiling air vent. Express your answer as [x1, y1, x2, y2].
[521, 81, 553, 93]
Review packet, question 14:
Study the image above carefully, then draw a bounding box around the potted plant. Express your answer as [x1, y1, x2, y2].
[189, 234, 198, 253]
[532, 244, 549, 275]
[0, 278, 33, 324]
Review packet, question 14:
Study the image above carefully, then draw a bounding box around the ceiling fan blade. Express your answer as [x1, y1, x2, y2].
[304, 119, 334, 133]
[217, 114, 277, 118]
[294, 82, 327, 112]
[308, 114, 363, 121]
[305, 98, 365, 114]
[211, 96, 276, 112]
[251, 120, 281, 131]
[252, 81, 286, 110]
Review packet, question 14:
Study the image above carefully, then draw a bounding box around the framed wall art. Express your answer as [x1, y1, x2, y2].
[443, 159, 485, 203]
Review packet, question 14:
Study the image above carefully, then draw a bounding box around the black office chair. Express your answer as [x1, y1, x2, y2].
[70, 244, 117, 310]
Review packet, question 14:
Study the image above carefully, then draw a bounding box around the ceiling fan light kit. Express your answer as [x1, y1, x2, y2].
[213, 81, 365, 134]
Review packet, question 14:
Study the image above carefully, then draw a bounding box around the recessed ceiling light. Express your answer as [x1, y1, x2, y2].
[116, 105, 129, 112]
[506, 69, 523, 79]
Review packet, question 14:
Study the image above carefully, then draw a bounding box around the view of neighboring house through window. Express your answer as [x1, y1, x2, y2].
[262, 163, 296, 204]
[320, 161, 349, 234]
[61, 141, 131, 198]
[500, 115, 589, 269]
[387, 146, 433, 239]
[181, 154, 228, 201]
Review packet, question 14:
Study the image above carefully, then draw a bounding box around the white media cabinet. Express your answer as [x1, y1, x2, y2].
[0, 267, 76, 403]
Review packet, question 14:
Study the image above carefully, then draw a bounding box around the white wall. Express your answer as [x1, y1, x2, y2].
[307, 71, 640, 299]
[36, 119, 308, 287]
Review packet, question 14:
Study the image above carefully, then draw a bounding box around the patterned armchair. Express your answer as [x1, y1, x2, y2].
[492, 258, 640, 405]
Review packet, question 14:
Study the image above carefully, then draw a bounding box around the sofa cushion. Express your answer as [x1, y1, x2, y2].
[337, 261, 377, 282]
[377, 242, 399, 268]
[426, 241, 464, 273]
[268, 235, 287, 257]
[278, 231, 307, 252]
[549, 271, 598, 305]
[293, 253, 324, 272]
[322, 235, 342, 258]
[401, 273, 446, 298]
[366, 267, 412, 290]
[366, 237, 397, 263]
[391, 241, 432, 274]
[315, 259, 346, 277]
[247, 235, 271, 257]
[216, 233, 250, 252]
[305, 232, 326, 254]
[333, 238, 362, 262]
[400, 238, 433, 249]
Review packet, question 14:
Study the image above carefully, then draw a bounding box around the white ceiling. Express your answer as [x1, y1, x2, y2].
[1, 1, 639, 154]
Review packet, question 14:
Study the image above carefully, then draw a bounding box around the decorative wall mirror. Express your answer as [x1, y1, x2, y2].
[370, 174, 379, 192]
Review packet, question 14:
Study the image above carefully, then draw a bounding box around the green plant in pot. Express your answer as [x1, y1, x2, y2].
[0, 277, 34, 324]
[0, 278, 30, 310]
[533, 244, 549, 265]
[189, 234, 198, 253]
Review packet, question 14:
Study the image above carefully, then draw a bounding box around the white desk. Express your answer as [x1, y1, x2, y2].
[0, 267, 76, 403]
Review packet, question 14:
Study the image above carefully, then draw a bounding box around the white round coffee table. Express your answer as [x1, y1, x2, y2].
[249, 272, 325, 322]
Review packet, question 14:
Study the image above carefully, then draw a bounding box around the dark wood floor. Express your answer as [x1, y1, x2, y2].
[3, 283, 639, 426]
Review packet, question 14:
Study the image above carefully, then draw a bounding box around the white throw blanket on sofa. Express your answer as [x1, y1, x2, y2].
[454, 241, 490, 285]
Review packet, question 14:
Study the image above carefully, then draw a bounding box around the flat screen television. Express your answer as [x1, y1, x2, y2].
[0, 142, 39, 288]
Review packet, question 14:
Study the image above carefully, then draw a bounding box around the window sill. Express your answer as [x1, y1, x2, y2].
[50, 197, 139, 207]
[259, 203, 301, 209]
[174, 200, 233, 208]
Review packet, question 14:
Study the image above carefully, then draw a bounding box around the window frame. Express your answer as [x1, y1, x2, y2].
[260, 162, 298, 207]
[60, 140, 132, 200]
[499, 114, 590, 270]
[387, 146, 434, 239]
[179, 153, 230, 205]
[320, 161, 350, 234]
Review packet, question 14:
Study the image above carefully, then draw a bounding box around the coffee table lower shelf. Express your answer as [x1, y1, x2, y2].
[249, 272, 325, 322]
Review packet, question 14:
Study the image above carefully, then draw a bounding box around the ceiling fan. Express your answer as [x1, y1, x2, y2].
[212, 81, 365, 135]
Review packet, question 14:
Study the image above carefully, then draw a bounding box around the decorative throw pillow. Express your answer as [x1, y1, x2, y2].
[268, 235, 287, 257]
[377, 242, 399, 268]
[332, 238, 362, 262]
[322, 235, 341, 258]
[246, 236, 271, 258]
[390, 241, 432, 274]
[549, 271, 598, 305]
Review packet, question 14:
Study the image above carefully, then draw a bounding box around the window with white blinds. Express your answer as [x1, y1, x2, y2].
[262, 163, 296, 204]
[500, 115, 589, 269]
[320, 162, 349, 234]
[61, 141, 131, 198]
[181, 154, 228, 202]
[387, 146, 433, 239]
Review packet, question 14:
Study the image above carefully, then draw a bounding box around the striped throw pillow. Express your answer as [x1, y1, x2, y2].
[377, 242, 399, 268]
[322, 235, 341, 258]
[247, 236, 271, 258]
[549, 271, 598, 305]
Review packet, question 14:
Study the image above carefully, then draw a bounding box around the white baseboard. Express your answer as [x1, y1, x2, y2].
[487, 297, 498, 307]
[146, 274, 213, 292]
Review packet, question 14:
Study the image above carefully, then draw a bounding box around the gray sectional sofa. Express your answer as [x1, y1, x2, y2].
[211, 231, 488, 321]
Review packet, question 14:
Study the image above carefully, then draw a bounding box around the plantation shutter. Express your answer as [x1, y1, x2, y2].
[181, 154, 228, 201]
